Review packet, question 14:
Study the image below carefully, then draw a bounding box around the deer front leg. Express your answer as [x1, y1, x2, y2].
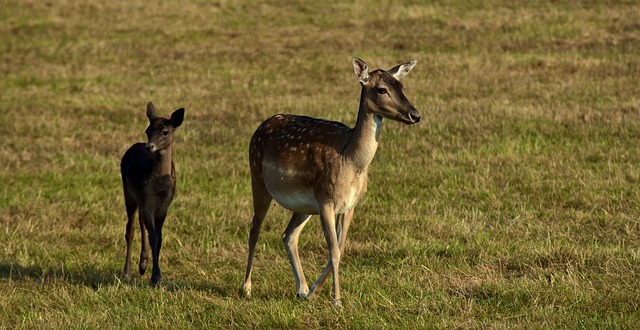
[308, 208, 353, 302]
[149, 213, 166, 286]
[309, 205, 342, 306]
[141, 209, 161, 286]
[282, 212, 312, 299]
[338, 209, 354, 256]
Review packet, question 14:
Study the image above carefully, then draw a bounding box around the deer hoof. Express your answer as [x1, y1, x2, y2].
[150, 274, 161, 287]
[240, 283, 251, 297]
[123, 266, 132, 279]
[296, 286, 310, 300]
[307, 286, 320, 300]
[139, 260, 148, 275]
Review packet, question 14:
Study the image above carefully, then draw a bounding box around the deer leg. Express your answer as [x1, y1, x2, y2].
[309, 209, 354, 302]
[141, 209, 160, 286]
[149, 213, 165, 286]
[308, 214, 342, 299]
[309, 205, 341, 306]
[123, 196, 137, 277]
[338, 208, 354, 255]
[282, 212, 312, 299]
[139, 211, 149, 275]
[241, 179, 272, 297]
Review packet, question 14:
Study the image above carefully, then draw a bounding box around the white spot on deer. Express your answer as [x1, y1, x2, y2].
[291, 147, 297, 151]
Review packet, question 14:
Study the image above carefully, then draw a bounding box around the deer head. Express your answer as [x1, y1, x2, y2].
[352, 57, 420, 125]
[144, 102, 185, 155]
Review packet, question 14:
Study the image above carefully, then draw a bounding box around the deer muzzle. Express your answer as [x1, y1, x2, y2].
[145, 143, 157, 153]
[402, 107, 421, 125]
[409, 111, 421, 123]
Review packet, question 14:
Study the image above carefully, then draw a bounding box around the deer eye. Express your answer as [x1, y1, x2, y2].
[376, 88, 387, 95]
[162, 130, 169, 136]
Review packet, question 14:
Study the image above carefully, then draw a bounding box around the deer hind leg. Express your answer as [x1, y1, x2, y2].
[123, 194, 137, 277]
[241, 179, 272, 297]
[309, 208, 354, 305]
[282, 212, 312, 299]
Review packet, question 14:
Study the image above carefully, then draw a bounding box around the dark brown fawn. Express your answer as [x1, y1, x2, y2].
[241, 58, 420, 306]
[121, 102, 184, 286]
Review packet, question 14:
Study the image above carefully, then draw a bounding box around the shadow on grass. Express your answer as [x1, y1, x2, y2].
[162, 278, 230, 297]
[0, 261, 117, 289]
[0, 261, 230, 296]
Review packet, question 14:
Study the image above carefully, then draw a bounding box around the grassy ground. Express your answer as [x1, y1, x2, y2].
[1, 0, 639, 328]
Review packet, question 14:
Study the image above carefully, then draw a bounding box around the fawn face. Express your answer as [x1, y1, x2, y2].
[144, 103, 184, 155]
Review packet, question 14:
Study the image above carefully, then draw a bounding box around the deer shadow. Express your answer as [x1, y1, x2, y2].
[0, 261, 229, 296]
[0, 261, 118, 289]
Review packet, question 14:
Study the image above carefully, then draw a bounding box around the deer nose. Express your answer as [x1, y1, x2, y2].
[145, 143, 156, 153]
[409, 112, 421, 123]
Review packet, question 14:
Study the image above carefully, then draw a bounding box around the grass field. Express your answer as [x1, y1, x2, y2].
[1, 0, 640, 328]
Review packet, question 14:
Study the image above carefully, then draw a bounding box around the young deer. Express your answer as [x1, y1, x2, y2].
[241, 58, 420, 306]
[121, 102, 184, 286]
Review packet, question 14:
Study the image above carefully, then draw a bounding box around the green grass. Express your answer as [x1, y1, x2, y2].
[1, 0, 640, 328]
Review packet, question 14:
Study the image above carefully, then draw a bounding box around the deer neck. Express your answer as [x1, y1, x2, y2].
[153, 145, 173, 178]
[344, 88, 382, 171]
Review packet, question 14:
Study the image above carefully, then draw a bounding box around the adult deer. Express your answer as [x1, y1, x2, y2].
[121, 102, 185, 286]
[241, 58, 420, 306]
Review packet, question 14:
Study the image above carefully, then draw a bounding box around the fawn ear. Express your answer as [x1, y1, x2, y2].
[171, 108, 185, 128]
[146, 102, 158, 121]
[387, 60, 417, 81]
[352, 57, 369, 84]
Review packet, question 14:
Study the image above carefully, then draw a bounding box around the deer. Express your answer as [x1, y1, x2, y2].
[120, 102, 185, 286]
[241, 57, 420, 306]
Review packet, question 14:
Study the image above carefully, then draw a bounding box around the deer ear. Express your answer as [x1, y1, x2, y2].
[171, 108, 185, 128]
[387, 60, 417, 81]
[146, 102, 158, 120]
[352, 57, 369, 84]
